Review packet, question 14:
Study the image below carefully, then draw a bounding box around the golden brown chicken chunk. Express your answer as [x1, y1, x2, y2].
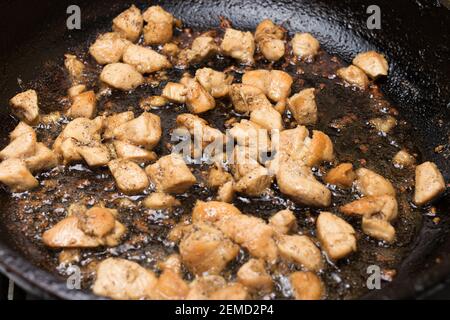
[145, 153, 196, 193]
[103, 111, 135, 140]
[112, 5, 144, 42]
[255, 19, 285, 62]
[392, 150, 416, 168]
[290, 271, 324, 300]
[337, 65, 369, 89]
[414, 161, 446, 205]
[277, 234, 323, 271]
[291, 33, 320, 60]
[220, 28, 255, 65]
[195, 68, 233, 98]
[324, 163, 356, 188]
[67, 90, 97, 119]
[100, 63, 144, 91]
[142, 6, 174, 45]
[229, 84, 273, 114]
[353, 51, 389, 79]
[177, 35, 219, 66]
[250, 104, 283, 131]
[143, 192, 181, 210]
[0, 158, 38, 192]
[123, 44, 172, 74]
[64, 54, 85, 84]
[180, 75, 216, 114]
[113, 140, 157, 164]
[355, 168, 396, 197]
[288, 88, 318, 125]
[108, 159, 149, 194]
[9, 89, 40, 124]
[89, 32, 131, 65]
[237, 259, 273, 292]
[269, 209, 297, 235]
[161, 82, 188, 103]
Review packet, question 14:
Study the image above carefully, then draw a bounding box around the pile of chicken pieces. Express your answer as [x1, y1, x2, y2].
[0, 4, 447, 300]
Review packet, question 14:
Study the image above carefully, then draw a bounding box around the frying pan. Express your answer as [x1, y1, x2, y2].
[0, 0, 448, 300]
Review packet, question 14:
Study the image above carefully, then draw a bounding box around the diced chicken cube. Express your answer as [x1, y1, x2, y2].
[25, 143, 59, 172]
[103, 111, 135, 140]
[340, 195, 398, 221]
[220, 28, 255, 65]
[337, 65, 369, 89]
[353, 51, 389, 78]
[112, 5, 144, 42]
[217, 181, 235, 203]
[0, 128, 36, 160]
[277, 234, 323, 271]
[229, 84, 273, 114]
[150, 268, 190, 300]
[77, 143, 111, 167]
[291, 33, 320, 60]
[64, 54, 85, 83]
[68, 84, 86, 98]
[108, 159, 149, 194]
[316, 211, 356, 260]
[161, 43, 180, 57]
[161, 82, 188, 103]
[186, 275, 226, 300]
[255, 19, 285, 62]
[68, 90, 97, 119]
[288, 88, 317, 125]
[9, 121, 34, 140]
[229, 120, 270, 153]
[93, 258, 157, 300]
[177, 36, 219, 66]
[355, 168, 396, 197]
[207, 164, 232, 188]
[290, 271, 324, 300]
[142, 6, 174, 45]
[9, 89, 39, 124]
[242, 70, 293, 103]
[392, 150, 416, 168]
[362, 217, 395, 243]
[180, 76, 216, 114]
[176, 113, 224, 148]
[195, 68, 233, 98]
[237, 259, 273, 292]
[234, 166, 273, 196]
[78, 207, 117, 238]
[276, 158, 331, 207]
[113, 112, 161, 150]
[250, 104, 283, 131]
[143, 192, 181, 210]
[414, 161, 446, 205]
[89, 32, 131, 65]
[369, 115, 397, 133]
[145, 153, 196, 193]
[0, 158, 38, 192]
[100, 63, 144, 91]
[123, 44, 171, 74]
[113, 140, 157, 163]
[324, 163, 356, 188]
[269, 209, 296, 234]
[178, 223, 240, 275]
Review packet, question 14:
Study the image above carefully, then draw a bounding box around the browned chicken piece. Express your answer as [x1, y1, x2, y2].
[316, 211, 357, 260]
[58, 249, 81, 265]
[207, 164, 232, 188]
[0, 126, 37, 160]
[250, 104, 283, 131]
[302, 130, 335, 167]
[276, 158, 331, 207]
[231, 145, 262, 181]
[290, 271, 324, 300]
[277, 234, 323, 271]
[0, 158, 38, 192]
[352, 51, 389, 79]
[89, 32, 131, 65]
[369, 115, 397, 133]
[255, 19, 285, 62]
[142, 5, 174, 45]
[25, 143, 59, 172]
[209, 283, 249, 300]
[161, 43, 180, 57]
[77, 143, 111, 167]
[179, 75, 216, 114]
[177, 35, 219, 66]
[234, 165, 273, 196]
[269, 209, 297, 234]
[192, 201, 278, 263]
[143, 192, 181, 210]
[176, 113, 224, 148]
[158, 254, 182, 274]
[64, 54, 85, 83]
[336, 65, 369, 89]
[355, 168, 396, 197]
[229, 84, 273, 114]
[112, 5, 143, 42]
[217, 181, 235, 203]
[68, 84, 86, 98]
[123, 44, 172, 74]
[392, 150, 416, 168]
[195, 68, 233, 98]
[242, 70, 293, 104]
[186, 275, 226, 300]
[291, 33, 320, 60]
[108, 159, 149, 194]
[161, 82, 188, 103]
[67, 90, 97, 119]
[361, 218, 395, 243]
[414, 161, 446, 206]
[100, 63, 144, 91]
[58, 138, 82, 163]
[229, 120, 271, 154]
[113, 140, 157, 163]
[42, 206, 126, 248]
[93, 258, 157, 300]
[9, 89, 40, 124]
[220, 28, 255, 65]
[140, 95, 168, 109]
[150, 268, 190, 300]
[145, 153, 196, 193]
[288, 88, 318, 125]
[177, 223, 240, 275]
[103, 111, 135, 140]
[324, 163, 356, 188]
[237, 259, 273, 292]
[341, 195, 398, 221]
[113, 112, 162, 150]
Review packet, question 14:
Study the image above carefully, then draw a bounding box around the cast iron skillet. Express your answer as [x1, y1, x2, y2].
[0, 0, 448, 299]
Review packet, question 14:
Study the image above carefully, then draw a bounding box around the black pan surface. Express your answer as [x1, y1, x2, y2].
[0, 0, 448, 299]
